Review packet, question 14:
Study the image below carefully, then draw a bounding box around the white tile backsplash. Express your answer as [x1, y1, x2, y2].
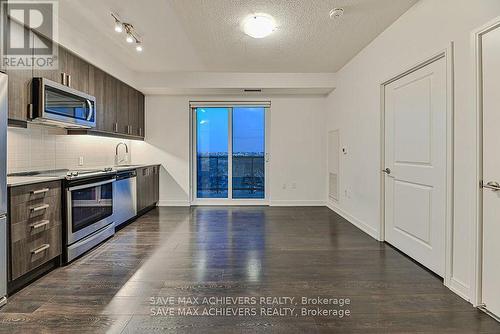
[7, 124, 132, 173]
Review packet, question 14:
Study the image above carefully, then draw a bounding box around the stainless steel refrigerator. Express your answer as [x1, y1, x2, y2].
[0, 72, 7, 307]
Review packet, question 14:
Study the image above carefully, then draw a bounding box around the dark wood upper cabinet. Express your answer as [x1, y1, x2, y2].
[104, 74, 118, 133]
[4, 68, 32, 123]
[138, 93, 145, 138]
[88, 65, 106, 131]
[32, 33, 63, 84]
[4, 24, 145, 139]
[3, 18, 32, 122]
[128, 87, 139, 136]
[117, 82, 130, 135]
[59, 48, 89, 93]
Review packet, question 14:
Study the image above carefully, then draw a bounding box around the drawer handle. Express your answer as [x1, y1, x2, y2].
[31, 204, 50, 212]
[31, 244, 50, 255]
[32, 188, 50, 195]
[30, 220, 50, 229]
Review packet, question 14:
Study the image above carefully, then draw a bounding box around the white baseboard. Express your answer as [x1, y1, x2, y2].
[326, 200, 380, 240]
[158, 200, 190, 207]
[161, 199, 327, 207]
[269, 200, 326, 207]
[447, 277, 471, 302]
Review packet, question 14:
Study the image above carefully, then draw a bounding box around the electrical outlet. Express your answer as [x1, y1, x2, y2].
[78, 156, 84, 166]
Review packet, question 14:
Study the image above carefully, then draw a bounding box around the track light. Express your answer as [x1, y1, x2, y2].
[114, 21, 123, 33]
[111, 13, 144, 53]
[112, 13, 123, 33]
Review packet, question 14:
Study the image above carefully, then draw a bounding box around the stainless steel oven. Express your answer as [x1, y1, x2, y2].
[64, 174, 115, 262]
[31, 77, 96, 128]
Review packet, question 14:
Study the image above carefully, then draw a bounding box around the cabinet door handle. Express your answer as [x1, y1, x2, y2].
[31, 204, 50, 212]
[61, 72, 66, 85]
[32, 188, 49, 195]
[31, 244, 50, 255]
[30, 220, 50, 229]
[139, 128, 142, 137]
[67, 74, 71, 87]
[114, 122, 118, 133]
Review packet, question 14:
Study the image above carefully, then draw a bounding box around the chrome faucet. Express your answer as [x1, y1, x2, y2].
[115, 142, 129, 165]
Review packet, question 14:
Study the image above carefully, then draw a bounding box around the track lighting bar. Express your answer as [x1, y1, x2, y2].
[111, 13, 143, 52]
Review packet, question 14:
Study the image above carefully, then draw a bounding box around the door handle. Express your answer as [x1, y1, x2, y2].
[382, 168, 391, 175]
[482, 181, 500, 191]
[86, 99, 94, 121]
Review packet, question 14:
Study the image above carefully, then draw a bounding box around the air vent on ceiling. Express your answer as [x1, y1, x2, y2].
[244, 89, 262, 92]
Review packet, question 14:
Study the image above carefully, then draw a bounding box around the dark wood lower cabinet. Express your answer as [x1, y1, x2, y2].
[7, 181, 62, 283]
[11, 225, 62, 280]
[137, 165, 160, 213]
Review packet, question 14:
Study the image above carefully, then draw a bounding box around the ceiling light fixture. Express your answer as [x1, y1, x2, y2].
[114, 21, 123, 33]
[126, 32, 134, 43]
[329, 8, 344, 19]
[243, 14, 276, 39]
[111, 13, 144, 52]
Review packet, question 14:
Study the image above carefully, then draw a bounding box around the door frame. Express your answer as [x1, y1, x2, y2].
[379, 43, 455, 287]
[189, 101, 271, 205]
[472, 16, 500, 308]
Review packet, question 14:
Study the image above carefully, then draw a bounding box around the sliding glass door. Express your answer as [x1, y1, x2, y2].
[232, 107, 265, 199]
[194, 105, 267, 202]
[196, 108, 229, 198]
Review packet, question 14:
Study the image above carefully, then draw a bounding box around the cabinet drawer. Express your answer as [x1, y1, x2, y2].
[11, 224, 62, 280]
[11, 215, 61, 244]
[10, 195, 61, 224]
[10, 181, 61, 206]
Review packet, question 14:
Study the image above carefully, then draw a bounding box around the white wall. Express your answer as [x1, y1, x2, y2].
[131, 95, 327, 206]
[326, 0, 500, 302]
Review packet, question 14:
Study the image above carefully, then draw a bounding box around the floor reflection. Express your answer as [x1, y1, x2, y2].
[192, 207, 266, 282]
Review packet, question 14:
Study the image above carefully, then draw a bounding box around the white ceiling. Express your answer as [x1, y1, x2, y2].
[59, 0, 417, 73]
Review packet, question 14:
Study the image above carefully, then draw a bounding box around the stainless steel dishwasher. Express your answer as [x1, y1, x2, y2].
[113, 170, 137, 228]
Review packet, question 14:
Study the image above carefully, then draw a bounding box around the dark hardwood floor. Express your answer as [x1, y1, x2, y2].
[0, 206, 498, 333]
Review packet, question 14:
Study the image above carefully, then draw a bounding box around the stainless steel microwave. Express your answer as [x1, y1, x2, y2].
[31, 77, 96, 128]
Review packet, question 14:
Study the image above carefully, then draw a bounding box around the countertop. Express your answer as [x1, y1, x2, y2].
[7, 164, 161, 187]
[7, 175, 65, 187]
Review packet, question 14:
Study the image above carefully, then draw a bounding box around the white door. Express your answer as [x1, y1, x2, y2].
[384, 57, 447, 276]
[481, 25, 500, 318]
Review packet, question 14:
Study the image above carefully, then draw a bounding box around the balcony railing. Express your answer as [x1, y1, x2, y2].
[197, 154, 264, 198]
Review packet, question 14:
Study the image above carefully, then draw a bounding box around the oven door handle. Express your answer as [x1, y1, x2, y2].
[67, 178, 115, 191]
